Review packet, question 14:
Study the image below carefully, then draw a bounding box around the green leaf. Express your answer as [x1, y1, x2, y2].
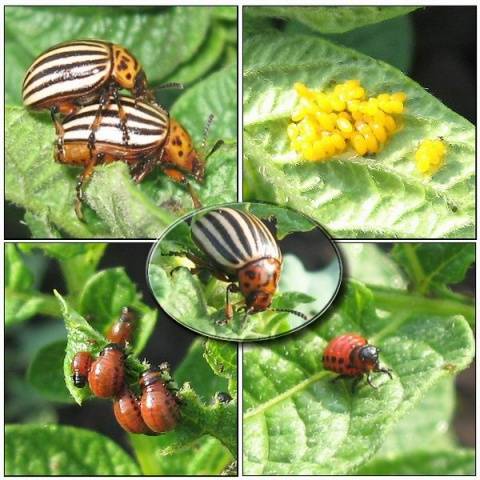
[5, 107, 99, 238]
[27, 341, 73, 403]
[204, 339, 238, 395]
[148, 203, 340, 341]
[23, 211, 62, 238]
[391, 243, 475, 295]
[243, 33, 475, 238]
[21, 243, 107, 298]
[245, 6, 417, 34]
[6, 65, 236, 238]
[322, 16, 414, 73]
[78, 267, 157, 355]
[356, 448, 475, 475]
[175, 339, 229, 399]
[165, 24, 227, 84]
[5, 244, 60, 325]
[5, 6, 211, 104]
[211, 6, 237, 21]
[372, 377, 456, 456]
[131, 434, 233, 475]
[5, 424, 140, 475]
[243, 280, 474, 475]
[130, 339, 237, 475]
[340, 243, 407, 289]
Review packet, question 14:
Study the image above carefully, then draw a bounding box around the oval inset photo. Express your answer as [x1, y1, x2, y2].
[147, 202, 343, 341]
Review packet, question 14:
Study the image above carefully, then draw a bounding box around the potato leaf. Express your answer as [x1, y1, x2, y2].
[243, 280, 474, 474]
[244, 6, 418, 34]
[5, 424, 140, 475]
[243, 33, 475, 238]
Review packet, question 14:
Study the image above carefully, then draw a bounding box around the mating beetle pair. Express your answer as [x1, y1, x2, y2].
[22, 39, 217, 219]
[164, 207, 308, 323]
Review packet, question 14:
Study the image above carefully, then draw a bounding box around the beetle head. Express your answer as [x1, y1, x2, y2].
[245, 290, 274, 313]
[163, 119, 205, 181]
[112, 45, 143, 91]
[359, 345, 380, 370]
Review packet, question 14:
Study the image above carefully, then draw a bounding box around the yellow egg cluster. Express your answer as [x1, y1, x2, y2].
[415, 139, 446, 176]
[288, 80, 406, 161]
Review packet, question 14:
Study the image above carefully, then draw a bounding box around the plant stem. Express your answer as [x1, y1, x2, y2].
[368, 285, 474, 325]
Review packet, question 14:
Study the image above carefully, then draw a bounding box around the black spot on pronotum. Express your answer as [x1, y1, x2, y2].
[246, 270, 256, 279]
[178, 151, 183, 157]
[244, 282, 250, 288]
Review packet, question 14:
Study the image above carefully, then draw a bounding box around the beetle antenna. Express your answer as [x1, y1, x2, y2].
[201, 114, 224, 161]
[269, 308, 308, 320]
[154, 82, 184, 91]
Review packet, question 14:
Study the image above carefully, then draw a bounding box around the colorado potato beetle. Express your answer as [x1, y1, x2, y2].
[71, 351, 93, 388]
[166, 207, 307, 323]
[55, 95, 209, 219]
[88, 343, 125, 398]
[113, 387, 156, 435]
[106, 307, 136, 346]
[139, 365, 179, 434]
[323, 333, 392, 389]
[22, 39, 154, 146]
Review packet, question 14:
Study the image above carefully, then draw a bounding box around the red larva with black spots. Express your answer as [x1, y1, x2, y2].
[71, 351, 93, 388]
[323, 333, 392, 388]
[139, 367, 179, 434]
[106, 307, 136, 346]
[88, 343, 125, 398]
[113, 387, 156, 435]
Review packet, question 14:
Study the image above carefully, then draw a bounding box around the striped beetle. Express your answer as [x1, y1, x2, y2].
[55, 95, 208, 219]
[22, 39, 157, 148]
[165, 207, 307, 323]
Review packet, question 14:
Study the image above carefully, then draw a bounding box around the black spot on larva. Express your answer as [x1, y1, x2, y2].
[339, 358, 344, 364]
[324, 355, 329, 362]
[331, 356, 337, 363]
[178, 151, 183, 157]
[244, 282, 250, 289]
[126, 73, 132, 80]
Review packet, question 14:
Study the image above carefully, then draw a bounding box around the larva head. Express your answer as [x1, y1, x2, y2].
[239, 258, 282, 313]
[111, 45, 144, 92]
[358, 345, 380, 371]
[163, 119, 205, 182]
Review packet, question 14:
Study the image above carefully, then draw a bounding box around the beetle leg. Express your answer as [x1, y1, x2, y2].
[161, 166, 203, 209]
[88, 86, 115, 152]
[225, 283, 241, 321]
[366, 373, 377, 389]
[112, 87, 130, 145]
[74, 153, 103, 221]
[376, 367, 393, 380]
[132, 155, 157, 183]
